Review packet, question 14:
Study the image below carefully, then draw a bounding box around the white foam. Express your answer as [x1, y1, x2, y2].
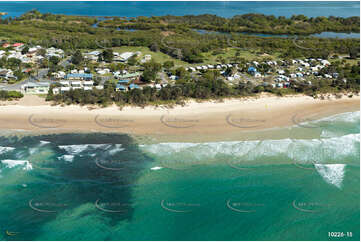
[108, 144, 124, 155]
[319, 111, 360, 123]
[29, 148, 38, 155]
[150, 166, 163, 170]
[141, 133, 359, 163]
[58, 144, 113, 154]
[0, 146, 15, 155]
[315, 164, 346, 189]
[58, 155, 75, 162]
[298, 111, 360, 128]
[39, 140, 51, 146]
[1, 160, 33, 170]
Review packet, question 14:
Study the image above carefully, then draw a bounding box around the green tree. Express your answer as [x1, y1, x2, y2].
[141, 60, 162, 82]
[71, 50, 83, 65]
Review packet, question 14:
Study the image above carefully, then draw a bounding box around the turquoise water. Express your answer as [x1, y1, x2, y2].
[0, 1, 359, 18]
[0, 111, 359, 240]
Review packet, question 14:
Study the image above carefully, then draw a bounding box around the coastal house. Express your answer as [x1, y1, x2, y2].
[21, 82, 50, 94]
[140, 54, 152, 63]
[115, 84, 126, 91]
[59, 80, 70, 87]
[129, 83, 140, 90]
[65, 73, 93, 81]
[321, 60, 331, 66]
[46, 47, 64, 58]
[71, 81, 82, 89]
[254, 72, 261, 78]
[13, 43, 24, 51]
[83, 80, 94, 87]
[247, 66, 257, 75]
[119, 52, 135, 62]
[116, 72, 140, 81]
[0, 69, 15, 81]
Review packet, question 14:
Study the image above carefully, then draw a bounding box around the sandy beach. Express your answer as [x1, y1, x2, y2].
[0, 94, 359, 142]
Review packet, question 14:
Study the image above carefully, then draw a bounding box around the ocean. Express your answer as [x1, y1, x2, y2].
[0, 111, 359, 241]
[0, 1, 359, 18]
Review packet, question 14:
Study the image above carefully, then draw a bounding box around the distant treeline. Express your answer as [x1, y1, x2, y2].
[0, 10, 359, 64]
[98, 13, 360, 35]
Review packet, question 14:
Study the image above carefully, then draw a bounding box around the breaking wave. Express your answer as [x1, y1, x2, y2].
[140, 133, 359, 164]
[0, 146, 15, 155]
[315, 164, 346, 189]
[1, 159, 33, 170]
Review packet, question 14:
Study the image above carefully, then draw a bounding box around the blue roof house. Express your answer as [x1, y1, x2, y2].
[247, 66, 257, 74]
[129, 83, 140, 90]
[117, 79, 129, 84]
[115, 84, 126, 91]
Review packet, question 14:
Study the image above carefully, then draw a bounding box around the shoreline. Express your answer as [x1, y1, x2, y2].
[0, 94, 359, 142]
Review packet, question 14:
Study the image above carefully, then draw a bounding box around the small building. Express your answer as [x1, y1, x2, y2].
[117, 79, 129, 84]
[71, 81, 82, 87]
[60, 87, 71, 93]
[247, 66, 257, 75]
[59, 80, 70, 87]
[115, 84, 126, 91]
[65, 73, 93, 80]
[254, 72, 262, 78]
[21, 82, 50, 94]
[321, 60, 330, 66]
[129, 83, 140, 90]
